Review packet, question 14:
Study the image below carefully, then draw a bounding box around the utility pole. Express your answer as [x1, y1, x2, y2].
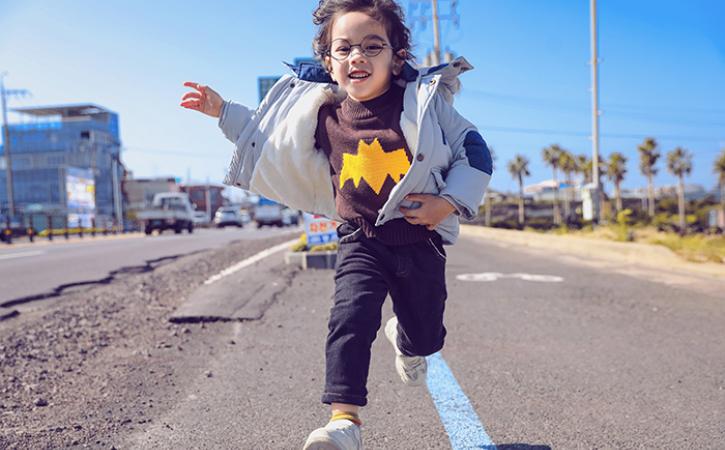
[111, 155, 123, 232]
[1, 73, 29, 219]
[409, 0, 459, 65]
[0, 73, 30, 220]
[431, 0, 441, 65]
[590, 0, 602, 223]
[205, 176, 211, 222]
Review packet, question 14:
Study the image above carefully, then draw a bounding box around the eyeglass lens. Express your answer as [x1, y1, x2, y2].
[330, 37, 388, 61]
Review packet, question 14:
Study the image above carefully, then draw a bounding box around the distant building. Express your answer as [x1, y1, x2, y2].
[524, 179, 580, 202]
[257, 77, 280, 104]
[123, 177, 179, 211]
[257, 57, 317, 102]
[657, 183, 708, 201]
[623, 184, 709, 202]
[0, 103, 123, 229]
[180, 183, 226, 217]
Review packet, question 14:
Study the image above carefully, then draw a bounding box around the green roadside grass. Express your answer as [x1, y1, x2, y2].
[560, 225, 725, 264]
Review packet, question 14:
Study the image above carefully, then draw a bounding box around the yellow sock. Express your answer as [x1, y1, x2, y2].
[330, 411, 362, 427]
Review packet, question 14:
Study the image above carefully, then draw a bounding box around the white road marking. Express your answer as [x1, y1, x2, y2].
[456, 272, 564, 283]
[203, 239, 298, 285]
[427, 353, 496, 448]
[0, 250, 45, 261]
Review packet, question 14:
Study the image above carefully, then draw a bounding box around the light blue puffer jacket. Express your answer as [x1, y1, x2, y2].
[218, 57, 492, 244]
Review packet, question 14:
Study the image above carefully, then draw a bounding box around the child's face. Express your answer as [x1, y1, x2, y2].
[325, 11, 405, 102]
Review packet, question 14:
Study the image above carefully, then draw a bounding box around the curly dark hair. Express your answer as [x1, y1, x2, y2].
[312, 0, 414, 64]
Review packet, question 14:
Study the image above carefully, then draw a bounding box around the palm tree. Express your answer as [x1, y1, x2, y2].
[576, 154, 592, 184]
[638, 138, 660, 217]
[666, 147, 693, 232]
[507, 155, 530, 226]
[714, 148, 725, 225]
[542, 144, 563, 225]
[484, 147, 497, 226]
[559, 149, 577, 223]
[606, 152, 628, 212]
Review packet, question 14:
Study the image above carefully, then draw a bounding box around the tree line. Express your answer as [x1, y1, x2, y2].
[505, 139, 725, 232]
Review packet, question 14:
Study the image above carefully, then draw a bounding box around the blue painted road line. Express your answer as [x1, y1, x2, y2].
[427, 352, 496, 449]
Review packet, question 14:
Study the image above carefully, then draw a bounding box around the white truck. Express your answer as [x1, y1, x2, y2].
[254, 197, 285, 228]
[137, 193, 195, 235]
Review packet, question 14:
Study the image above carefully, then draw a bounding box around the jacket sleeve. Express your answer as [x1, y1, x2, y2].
[218, 100, 254, 144]
[433, 93, 493, 220]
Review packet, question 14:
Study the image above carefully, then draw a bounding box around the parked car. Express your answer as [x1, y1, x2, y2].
[254, 197, 284, 228]
[192, 211, 210, 227]
[214, 206, 244, 228]
[239, 209, 252, 225]
[282, 208, 300, 226]
[137, 193, 195, 235]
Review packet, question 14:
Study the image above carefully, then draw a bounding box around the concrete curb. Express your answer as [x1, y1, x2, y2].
[284, 251, 337, 270]
[459, 225, 725, 279]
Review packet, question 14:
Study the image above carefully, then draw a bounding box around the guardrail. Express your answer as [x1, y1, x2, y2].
[1, 226, 124, 245]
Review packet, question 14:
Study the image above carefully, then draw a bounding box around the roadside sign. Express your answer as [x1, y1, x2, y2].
[303, 213, 339, 246]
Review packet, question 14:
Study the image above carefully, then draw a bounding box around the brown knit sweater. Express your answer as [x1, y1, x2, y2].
[315, 84, 435, 245]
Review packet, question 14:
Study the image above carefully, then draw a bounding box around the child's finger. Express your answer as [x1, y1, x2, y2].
[181, 92, 201, 101]
[405, 193, 431, 202]
[180, 100, 200, 109]
[184, 81, 205, 90]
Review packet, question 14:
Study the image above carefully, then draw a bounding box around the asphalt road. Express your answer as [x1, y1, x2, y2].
[117, 233, 725, 449]
[0, 226, 300, 306]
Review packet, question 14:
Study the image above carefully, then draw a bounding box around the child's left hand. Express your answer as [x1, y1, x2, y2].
[399, 194, 457, 230]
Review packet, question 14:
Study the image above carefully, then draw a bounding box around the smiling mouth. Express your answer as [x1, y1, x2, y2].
[348, 72, 370, 80]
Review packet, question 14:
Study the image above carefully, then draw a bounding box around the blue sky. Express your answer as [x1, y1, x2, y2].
[1, 0, 723, 194]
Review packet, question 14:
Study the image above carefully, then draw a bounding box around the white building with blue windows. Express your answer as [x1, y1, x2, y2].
[0, 103, 124, 230]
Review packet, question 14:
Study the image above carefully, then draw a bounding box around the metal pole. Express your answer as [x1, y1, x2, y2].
[431, 0, 441, 65]
[205, 177, 211, 222]
[1, 74, 15, 218]
[112, 156, 123, 232]
[590, 0, 601, 222]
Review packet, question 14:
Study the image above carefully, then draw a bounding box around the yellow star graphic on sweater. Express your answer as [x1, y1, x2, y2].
[339, 138, 411, 195]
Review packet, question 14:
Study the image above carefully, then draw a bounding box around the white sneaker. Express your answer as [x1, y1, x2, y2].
[303, 419, 363, 450]
[384, 316, 427, 386]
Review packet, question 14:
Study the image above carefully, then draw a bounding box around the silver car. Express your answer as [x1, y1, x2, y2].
[214, 207, 243, 228]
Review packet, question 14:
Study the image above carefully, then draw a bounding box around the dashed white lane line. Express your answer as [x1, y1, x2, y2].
[457, 272, 564, 283]
[0, 250, 45, 261]
[203, 239, 298, 285]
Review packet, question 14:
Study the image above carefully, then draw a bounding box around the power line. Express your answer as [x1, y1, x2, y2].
[122, 146, 214, 158]
[481, 125, 722, 144]
[464, 88, 725, 127]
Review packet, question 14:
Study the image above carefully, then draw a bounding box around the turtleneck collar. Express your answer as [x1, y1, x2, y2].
[341, 84, 403, 121]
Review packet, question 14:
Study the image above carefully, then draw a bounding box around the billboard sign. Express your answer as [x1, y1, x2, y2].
[303, 213, 339, 246]
[66, 167, 96, 227]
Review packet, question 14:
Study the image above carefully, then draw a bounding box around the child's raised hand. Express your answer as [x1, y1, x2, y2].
[399, 194, 457, 230]
[180, 82, 224, 118]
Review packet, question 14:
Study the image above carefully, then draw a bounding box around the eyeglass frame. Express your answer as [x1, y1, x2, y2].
[325, 36, 396, 62]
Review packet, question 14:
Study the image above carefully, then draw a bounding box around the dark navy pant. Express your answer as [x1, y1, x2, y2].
[321, 222, 448, 407]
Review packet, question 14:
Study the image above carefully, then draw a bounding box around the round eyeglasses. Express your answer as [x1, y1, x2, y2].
[327, 37, 392, 61]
